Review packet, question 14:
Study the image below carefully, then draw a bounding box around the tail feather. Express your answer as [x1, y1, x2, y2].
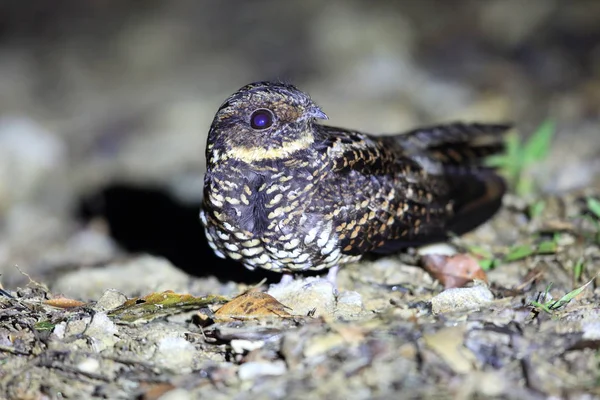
[444, 169, 506, 235]
[401, 122, 511, 166]
[403, 122, 511, 236]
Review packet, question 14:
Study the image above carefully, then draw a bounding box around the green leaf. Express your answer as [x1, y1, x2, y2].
[587, 197, 600, 219]
[528, 200, 546, 219]
[478, 258, 496, 271]
[484, 121, 555, 196]
[108, 291, 229, 324]
[516, 177, 535, 197]
[505, 132, 523, 162]
[537, 240, 558, 254]
[35, 321, 56, 331]
[522, 120, 556, 164]
[504, 244, 536, 262]
[466, 245, 494, 259]
[485, 133, 522, 181]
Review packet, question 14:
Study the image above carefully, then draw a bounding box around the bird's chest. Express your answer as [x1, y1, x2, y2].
[203, 162, 330, 271]
[206, 165, 316, 231]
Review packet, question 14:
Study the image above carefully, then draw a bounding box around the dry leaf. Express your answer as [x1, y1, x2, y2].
[109, 291, 228, 324]
[422, 253, 487, 289]
[213, 291, 292, 322]
[138, 382, 176, 400]
[44, 297, 86, 309]
[423, 326, 476, 374]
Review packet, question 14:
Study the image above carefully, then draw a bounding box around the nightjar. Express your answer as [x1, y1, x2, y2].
[200, 81, 508, 275]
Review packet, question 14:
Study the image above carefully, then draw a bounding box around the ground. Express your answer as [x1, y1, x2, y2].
[0, 2, 599, 399]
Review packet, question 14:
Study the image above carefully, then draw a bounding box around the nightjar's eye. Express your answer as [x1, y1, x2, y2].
[250, 109, 274, 130]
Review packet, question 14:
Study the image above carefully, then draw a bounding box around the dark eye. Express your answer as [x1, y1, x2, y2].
[250, 109, 274, 130]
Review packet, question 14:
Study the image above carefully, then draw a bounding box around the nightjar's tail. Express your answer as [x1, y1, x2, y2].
[401, 122, 511, 236]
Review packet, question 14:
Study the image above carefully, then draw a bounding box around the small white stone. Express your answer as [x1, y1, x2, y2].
[154, 336, 195, 373]
[77, 358, 100, 374]
[52, 322, 66, 339]
[230, 339, 265, 354]
[583, 321, 600, 340]
[94, 289, 127, 312]
[417, 243, 457, 256]
[238, 360, 287, 380]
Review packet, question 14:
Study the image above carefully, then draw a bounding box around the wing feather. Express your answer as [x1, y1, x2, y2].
[313, 123, 509, 255]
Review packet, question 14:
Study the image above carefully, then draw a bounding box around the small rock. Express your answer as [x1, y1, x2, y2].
[94, 289, 128, 312]
[417, 243, 457, 256]
[431, 282, 494, 314]
[52, 312, 119, 352]
[268, 277, 336, 317]
[77, 358, 100, 374]
[335, 291, 364, 318]
[230, 339, 265, 354]
[582, 321, 600, 340]
[474, 371, 507, 397]
[238, 360, 287, 381]
[84, 312, 119, 352]
[52, 322, 67, 339]
[154, 336, 195, 373]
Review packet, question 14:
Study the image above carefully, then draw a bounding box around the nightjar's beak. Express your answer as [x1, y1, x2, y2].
[307, 105, 328, 120]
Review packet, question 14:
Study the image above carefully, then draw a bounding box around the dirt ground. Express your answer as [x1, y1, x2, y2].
[0, 2, 599, 399]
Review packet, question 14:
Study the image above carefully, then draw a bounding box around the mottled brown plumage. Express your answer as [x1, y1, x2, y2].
[200, 81, 509, 273]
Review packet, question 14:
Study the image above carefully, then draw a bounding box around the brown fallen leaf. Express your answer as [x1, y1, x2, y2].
[423, 326, 476, 374]
[213, 291, 292, 322]
[44, 297, 86, 309]
[421, 253, 487, 289]
[138, 382, 176, 400]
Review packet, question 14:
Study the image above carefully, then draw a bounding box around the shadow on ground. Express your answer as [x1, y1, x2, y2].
[77, 183, 283, 284]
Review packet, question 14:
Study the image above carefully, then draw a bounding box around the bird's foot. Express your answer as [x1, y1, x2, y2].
[278, 273, 294, 286]
[325, 265, 339, 286]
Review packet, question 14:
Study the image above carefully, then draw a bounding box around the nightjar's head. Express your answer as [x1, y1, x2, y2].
[206, 81, 328, 165]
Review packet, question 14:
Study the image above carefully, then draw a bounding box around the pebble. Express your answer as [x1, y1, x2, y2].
[154, 336, 195, 373]
[268, 277, 336, 317]
[431, 282, 494, 314]
[238, 360, 287, 381]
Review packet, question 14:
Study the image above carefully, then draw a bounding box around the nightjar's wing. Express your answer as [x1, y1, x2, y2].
[314, 122, 510, 256]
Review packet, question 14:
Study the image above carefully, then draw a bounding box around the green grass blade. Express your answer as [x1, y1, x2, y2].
[530, 300, 553, 314]
[587, 197, 600, 219]
[528, 200, 546, 219]
[522, 120, 556, 164]
[504, 244, 536, 262]
[537, 240, 558, 254]
[548, 278, 594, 310]
[573, 257, 585, 282]
[478, 259, 496, 271]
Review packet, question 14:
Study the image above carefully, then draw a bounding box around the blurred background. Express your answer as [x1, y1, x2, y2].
[0, 0, 599, 287]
